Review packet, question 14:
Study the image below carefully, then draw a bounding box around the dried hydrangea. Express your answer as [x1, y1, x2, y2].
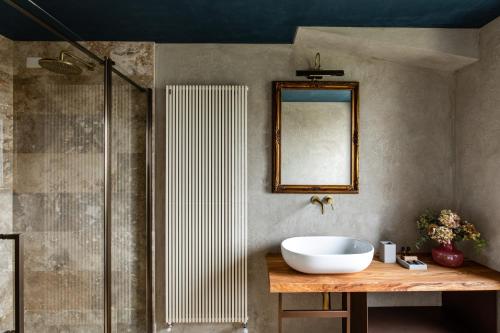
[416, 209, 486, 250]
[427, 223, 438, 235]
[461, 222, 481, 241]
[429, 226, 454, 245]
[438, 209, 461, 229]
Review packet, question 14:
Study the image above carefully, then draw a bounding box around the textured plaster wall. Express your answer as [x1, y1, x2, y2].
[456, 16, 500, 271]
[455, 17, 500, 324]
[294, 27, 479, 72]
[154, 43, 455, 332]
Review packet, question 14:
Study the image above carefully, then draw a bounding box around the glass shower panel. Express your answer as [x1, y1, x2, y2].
[12, 41, 105, 332]
[110, 72, 148, 332]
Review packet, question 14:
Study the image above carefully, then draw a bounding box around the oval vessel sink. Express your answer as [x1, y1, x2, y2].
[281, 236, 374, 274]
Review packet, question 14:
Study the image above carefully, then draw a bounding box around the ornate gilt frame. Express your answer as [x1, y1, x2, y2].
[272, 81, 359, 193]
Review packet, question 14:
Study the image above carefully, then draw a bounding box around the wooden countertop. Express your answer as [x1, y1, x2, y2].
[267, 254, 500, 293]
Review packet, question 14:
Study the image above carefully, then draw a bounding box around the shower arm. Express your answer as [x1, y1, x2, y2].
[60, 51, 95, 71]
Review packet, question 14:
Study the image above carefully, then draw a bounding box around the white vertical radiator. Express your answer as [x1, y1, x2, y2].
[165, 85, 248, 325]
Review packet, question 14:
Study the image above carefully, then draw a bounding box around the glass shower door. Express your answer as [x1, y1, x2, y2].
[1, 2, 152, 331]
[110, 70, 150, 332]
[12, 41, 105, 332]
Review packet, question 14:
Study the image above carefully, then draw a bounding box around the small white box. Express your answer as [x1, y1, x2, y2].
[379, 241, 396, 263]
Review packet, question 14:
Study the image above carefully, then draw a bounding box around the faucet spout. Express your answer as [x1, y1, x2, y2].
[310, 195, 324, 214]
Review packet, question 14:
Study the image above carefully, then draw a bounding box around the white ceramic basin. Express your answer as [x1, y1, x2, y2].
[281, 236, 374, 274]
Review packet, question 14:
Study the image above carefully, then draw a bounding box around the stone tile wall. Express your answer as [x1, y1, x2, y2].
[10, 40, 153, 332]
[0, 33, 14, 332]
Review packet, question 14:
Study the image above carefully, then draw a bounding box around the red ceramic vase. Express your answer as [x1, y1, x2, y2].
[432, 242, 464, 268]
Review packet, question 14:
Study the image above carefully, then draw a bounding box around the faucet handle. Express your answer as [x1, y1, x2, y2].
[310, 195, 321, 204]
[322, 195, 334, 210]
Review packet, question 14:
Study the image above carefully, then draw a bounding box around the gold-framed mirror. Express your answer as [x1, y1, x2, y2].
[272, 81, 359, 193]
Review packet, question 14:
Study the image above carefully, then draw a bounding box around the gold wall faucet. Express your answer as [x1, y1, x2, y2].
[310, 195, 334, 215]
[310, 195, 324, 214]
[322, 195, 334, 211]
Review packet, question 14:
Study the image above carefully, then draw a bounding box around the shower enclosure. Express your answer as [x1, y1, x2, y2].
[0, 0, 152, 332]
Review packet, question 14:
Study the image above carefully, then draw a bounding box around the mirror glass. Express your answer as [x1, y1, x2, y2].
[272, 82, 359, 193]
[281, 89, 351, 185]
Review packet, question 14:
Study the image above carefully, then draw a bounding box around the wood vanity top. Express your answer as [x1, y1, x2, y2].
[267, 254, 500, 293]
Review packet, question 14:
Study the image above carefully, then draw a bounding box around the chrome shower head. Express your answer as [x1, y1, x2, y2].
[38, 51, 95, 75]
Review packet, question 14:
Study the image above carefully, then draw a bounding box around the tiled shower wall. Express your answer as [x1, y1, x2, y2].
[13, 41, 106, 332]
[0, 34, 14, 331]
[3, 39, 153, 332]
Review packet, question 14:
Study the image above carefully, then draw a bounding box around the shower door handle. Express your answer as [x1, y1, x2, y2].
[0, 234, 24, 333]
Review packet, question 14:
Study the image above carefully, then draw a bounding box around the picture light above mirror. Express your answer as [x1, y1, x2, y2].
[296, 53, 344, 80]
[272, 81, 359, 194]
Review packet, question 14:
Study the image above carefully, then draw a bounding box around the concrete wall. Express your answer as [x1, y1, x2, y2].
[455, 17, 500, 326]
[456, 16, 500, 271]
[294, 27, 479, 72]
[154, 43, 455, 332]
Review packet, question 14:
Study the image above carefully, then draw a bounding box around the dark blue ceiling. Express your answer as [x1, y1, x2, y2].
[1, 0, 500, 43]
